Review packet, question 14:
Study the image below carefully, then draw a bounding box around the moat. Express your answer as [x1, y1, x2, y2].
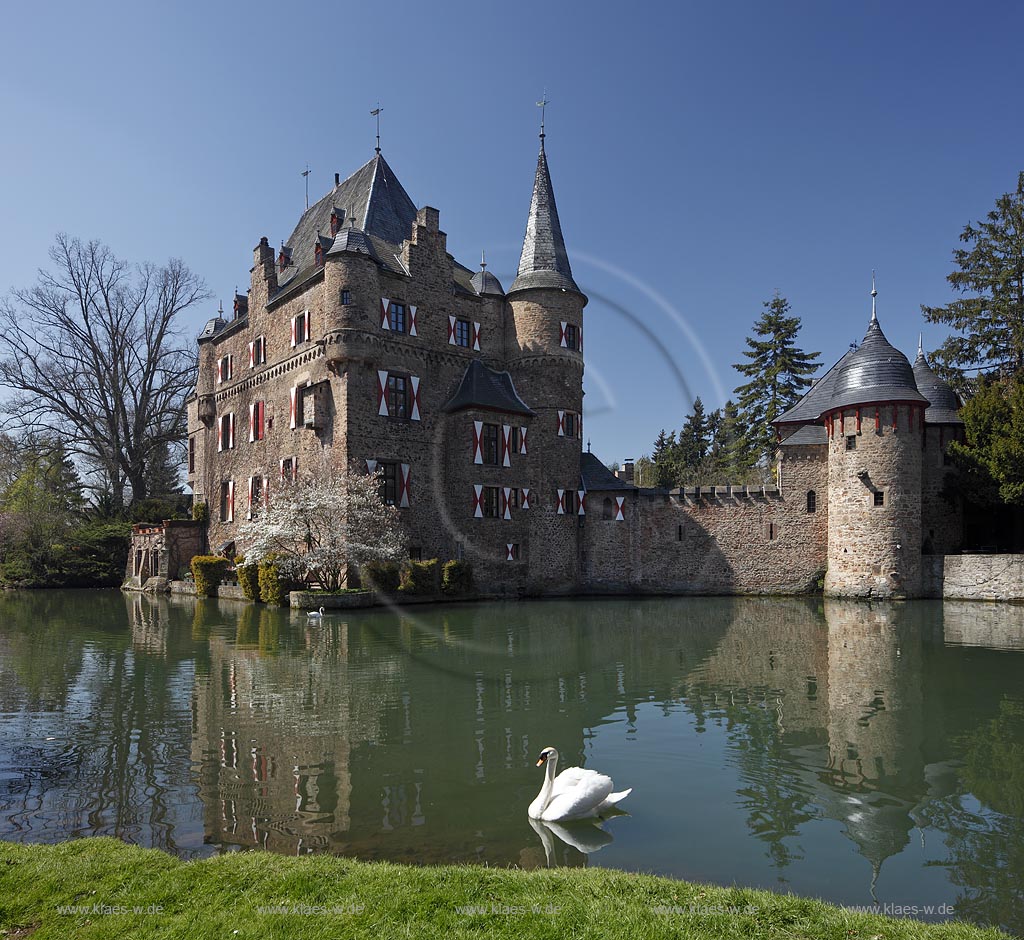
[1, 591, 1022, 934]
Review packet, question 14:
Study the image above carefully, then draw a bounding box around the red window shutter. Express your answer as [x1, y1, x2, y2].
[557, 411, 565, 436]
[248, 341, 255, 369]
[410, 376, 421, 421]
[472, 421, 483, 464]
[290, 317, 297, 348]
[614, 496, 625, 521]
[400, 463, 411, 508]
[279, 458, 286, 482]
[559, 322, 567, 347]
[377, 371, 390, 417]
[217, 417, 223, 452]
[502, 425, 512, 467]
[577, 490, 586, 515]
[380, 297, 391, 329]
[473, 484, 484, 518]
[409, 305, 418, 337]
[521, 487, 531, 510]
[472, 322, 481, 351]
[227, 481, 235, 522]
[249, 402, 256, 442]
[247, 477, 254, 519]
[502, 487, 511, 520]
[304, 309, 310, 342]
[365, 458, 377, 474]
[556, 489, 565, 515]
[448, 315, 456, 345]
[290, 387, 297, 429]
[520, 426, 528, 455]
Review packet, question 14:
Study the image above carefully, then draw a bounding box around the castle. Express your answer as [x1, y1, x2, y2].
[154, 130, 965, 600]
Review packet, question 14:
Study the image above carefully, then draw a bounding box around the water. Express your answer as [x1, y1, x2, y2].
[1, 591, 1023, 933]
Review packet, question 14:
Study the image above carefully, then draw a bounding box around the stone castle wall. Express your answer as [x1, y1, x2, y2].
[920, 424, 963, 555]
[922, 553, 1024, 601]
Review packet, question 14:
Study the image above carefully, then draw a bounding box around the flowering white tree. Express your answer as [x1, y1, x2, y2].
[238, 468, 406, 591]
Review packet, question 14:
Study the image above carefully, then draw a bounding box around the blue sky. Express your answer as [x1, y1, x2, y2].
[2, 0, 1022, 463]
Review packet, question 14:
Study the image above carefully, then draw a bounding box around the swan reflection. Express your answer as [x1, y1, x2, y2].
[528, 815, 619, 867]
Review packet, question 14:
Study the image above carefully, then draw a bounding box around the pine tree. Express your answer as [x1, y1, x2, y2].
[922, 171, 1024, 382]
[651, 429, 679, 487]
[734, 294, 820, 467]
[677, 397, 709, 469]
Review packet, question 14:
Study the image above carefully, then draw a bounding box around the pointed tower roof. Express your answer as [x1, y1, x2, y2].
[913, 344, 964, 425]
[509, 140, 581, 295]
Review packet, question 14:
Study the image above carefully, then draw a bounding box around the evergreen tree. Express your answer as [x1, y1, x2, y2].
[922, 171, 1024, 382]
[677, 397, 709, 469]
[144, 441, 184, 497]
[651, 429, 679, 487]
[734, 294, 820, 467]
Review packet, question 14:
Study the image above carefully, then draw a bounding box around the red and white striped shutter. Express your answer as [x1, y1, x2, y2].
[247, 477, 254, 519]
[472, 322, 481, 351]
[408, 305, 417, 337]
[400, 463, 411, 508]
[614, 496, 625, 521]
[377, 371, 390, 416]
[303, 309, 310, 342]
[290, 387, 298, 429]
[279, 458, 286, 482]
[248, 341, 255, 369]
[290, 316, 297, 348]
[520, 426, 528, 455]
[380, 298, 391, 330]
[502, 487, 512, 520]
[228, 413, 235, 449]
[506, 543, 515, 562]
[410, 376, 421, 421]
[556, 488, 565, 515]
[557, 411, 566, 436]
[227, 481, 235, 522]
[249, 402, 256, 442]
[365, 458, 378, 474]
[448, 315, 456, 345]
[502, 425, 512, 467]
[216, 359, 222, 384]
[559, 322, 568, 347]
[521, 487, 531, 510]
[217, 416, 223, 452]
[472, 420, 483, 464]
[577, 490, 586, 516]
[473, 484, 484, 518]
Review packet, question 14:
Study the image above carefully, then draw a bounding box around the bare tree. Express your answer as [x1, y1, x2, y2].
[0, 234, 208, 508]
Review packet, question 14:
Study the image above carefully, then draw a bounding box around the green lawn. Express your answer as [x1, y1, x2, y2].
[0, 838, 1009, 940]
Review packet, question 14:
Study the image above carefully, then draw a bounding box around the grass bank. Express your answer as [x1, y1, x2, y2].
[0, 838, 1008, 939]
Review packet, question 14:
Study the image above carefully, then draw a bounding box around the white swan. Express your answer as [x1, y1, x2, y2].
[307, 607, 325, 620]
[528, 746, 632, 821]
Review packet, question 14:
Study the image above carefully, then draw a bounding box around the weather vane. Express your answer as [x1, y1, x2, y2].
[301, 164, 311, 210]
[371, 103, 383, 153]
[536, 90, 549, 140]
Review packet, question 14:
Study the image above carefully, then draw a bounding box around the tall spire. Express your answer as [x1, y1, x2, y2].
[871, 270, 877, 322]
[509, 124, 580, 295]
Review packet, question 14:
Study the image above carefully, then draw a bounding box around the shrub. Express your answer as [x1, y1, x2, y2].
[361, 561, 399, 594]
[191, 555, 229, 597]
[401, 558, 440, 595]
[236, 557, 260, 601]
[192, 501, 209, 524]
[258, 556, 292, 607]
[441, 559, 474, 596]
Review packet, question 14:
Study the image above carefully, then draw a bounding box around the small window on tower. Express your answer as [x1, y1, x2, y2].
[388, 302, 407, 333]
[873, 490, 885, 507]
[806, 490, 816, 513]
[564, 323, 579, 350]
[340, 289, 352, 306]
[846, 435, 857, 451]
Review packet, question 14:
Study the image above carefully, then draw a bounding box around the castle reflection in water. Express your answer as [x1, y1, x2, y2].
[1, 591, 1022, 932]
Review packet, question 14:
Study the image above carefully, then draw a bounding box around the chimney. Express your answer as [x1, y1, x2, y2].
[618, 459, 635, 483]
[335, 172, 340, 187]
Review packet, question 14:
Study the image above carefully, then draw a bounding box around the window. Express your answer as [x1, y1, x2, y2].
[387, 374, 409, 419]
[768, 522, 776, 541]
[252, 335, 267, 366]
[219, 481, 234, 522]
[292, 311, 310, 346]
[280, 457, 297, 483]
[677, 524, 684, 541]
[807, 490, 816, 513]
[564, 412, 577, 438]
[378, 462, 399, 506]
[602, 497, 613, 520]
[507, 543, 521, 561]
[218, 413, 234, 451]
[873, 490, 885, 507]
[251, 400, 265, 442]
[564, 323, 579, 350]
[456, 542, 465, 561]
[217, 354, 233, 384]
[508, 487, 519, 510]
[249, 475, 263, 518]
[340, 289, 352, 306]
[388, 302, 407, 333]
[188, 436, 195, 473]
[482, 423, 500, 465]
[454, 318, 471, 347]
[409, 546, 422, 561]
[846, 435, 857, 451]
[510, 426, 521, 455]
[483, 486, 501, 518]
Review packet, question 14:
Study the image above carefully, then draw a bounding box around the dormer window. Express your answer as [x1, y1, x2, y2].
[314, 242, 324, 267]
[330, 208, 345, 236]
[278, 246, 292, 273]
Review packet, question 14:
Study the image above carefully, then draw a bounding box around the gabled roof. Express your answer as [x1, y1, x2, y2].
[326, 224, 379, 261]
[913, 347, 963, 425]
[509, 141, 580, 295]
[774, 348, 856, 426]
[442, 360, 535, 417]
[581, 451, 635, 491]
[280, 153, 417, 286]
[779, 424, 827, 446]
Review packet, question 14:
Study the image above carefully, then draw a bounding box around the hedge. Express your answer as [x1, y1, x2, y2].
[190, 556, 229, 597]
[441, 559, 473, 596]
[401, 558, 440, 595]
[257, 557, 291, 606]
[235, 558, 260, 601]
[361, 561, 400, 594]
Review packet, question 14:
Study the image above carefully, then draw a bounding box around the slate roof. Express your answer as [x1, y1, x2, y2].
[509, 142, 581, 295]
[913, 348, 963, 425]
[581, 452, 636, 491]
[827, 315, 927, 412]
[442, 360, 535, 416]
[779, 424, 827, 446]
[774, 349, 856, 426]
[198, 316, 228, 341]
[279, 153, 418, 288]
[326, 224, 379, 261]
[471, 268, 505, 296]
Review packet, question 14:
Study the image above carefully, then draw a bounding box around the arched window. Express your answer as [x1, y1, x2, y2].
[602, 497, 613, 520]
[807, 490, 817, 513]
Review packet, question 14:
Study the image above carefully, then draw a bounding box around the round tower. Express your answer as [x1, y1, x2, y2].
[912, 340, 964, 555]
[822, 285, 927, 598]
[506, 131, 587, 589]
